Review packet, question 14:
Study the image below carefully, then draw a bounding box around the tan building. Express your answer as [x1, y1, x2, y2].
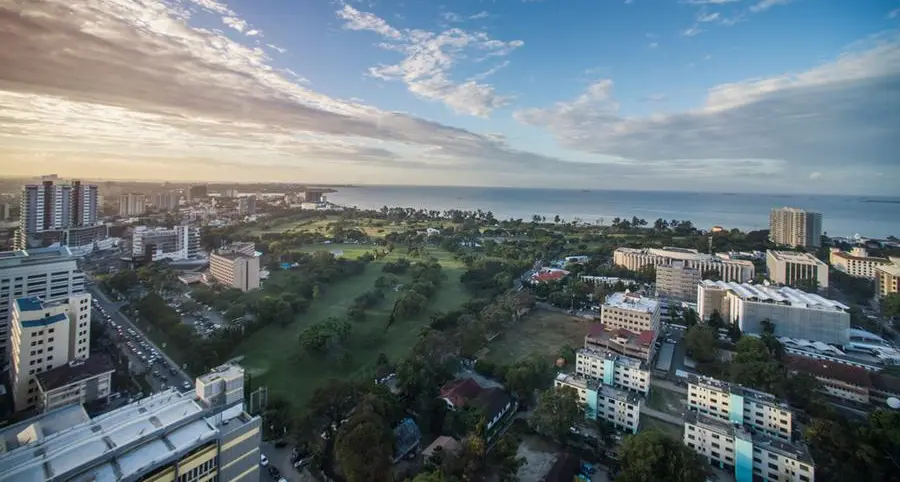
[35, 355, 115, 412]
[829, 247, 890, 279]
[769, 207, 822, 248]
[585, 323, 656, 362]
[656, 262, 702, 301]
[10, 293, 91, 412]
[687, 375, 793, 441]
[575, 347, 650, 395]
[613, 247, 754, 282]
[766, 250, 829, 289]
[785, 355, 872, 404]
[209, 242, 261, 292]
[875, 258, 900, 298]
[600, 292, 661, 334]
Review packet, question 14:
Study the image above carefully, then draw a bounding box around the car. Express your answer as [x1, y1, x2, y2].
[183, 381, 191, 390]
[260, 454, 269, 467]
[294, 458, 311, 470]
[268, 466, 280, 478]
[278, 478, 288, 482]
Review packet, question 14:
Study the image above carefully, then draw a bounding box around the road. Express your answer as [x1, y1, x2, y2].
[259, 442, 315, 482]
[87, 283, 194, 394]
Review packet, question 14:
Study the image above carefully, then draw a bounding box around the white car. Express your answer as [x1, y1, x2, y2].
[260, 454, 269, 467]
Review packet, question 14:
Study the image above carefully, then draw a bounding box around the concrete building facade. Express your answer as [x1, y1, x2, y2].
[118, 193, 146, 217]
[687, 375, 793, 442]
[209, 242, 261, 292]
[575, 347, 650, 395]
[613, 247, 755, 283]
[132, 225, 202, 262]
[766, 250, 829, 289]
[10, 294, 92, 411]
[16, 180, 99, 250]
[697, 281, 850, 345]
[769, 207, 822, 249]
[153, 191, 180, 212]
[829, 247, 890, 280]
[35, 355, 115, 413]
[656, 262, 702, 301]
[875, 258, 900, 298]
[554, 373, 641, 434]
[600, 292, 661, 334]
[0, 246, 85, 366]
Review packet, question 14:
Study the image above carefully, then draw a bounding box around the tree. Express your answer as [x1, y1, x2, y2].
[531, 387, 580, 444]
[334, 396, 394, 482]
[730, 336, 784, 394]
[707, 310, 725, 329]
[617, 430, 712, 482]
[683, 324, 717, 363]
[884, 293, 900, 319]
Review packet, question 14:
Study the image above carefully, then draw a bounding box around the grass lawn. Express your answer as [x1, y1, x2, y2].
[484, 309, 590, 366]
[639, 415, 683, 439]
[233, 248, 471, 413]
[290, 243, 379, 260]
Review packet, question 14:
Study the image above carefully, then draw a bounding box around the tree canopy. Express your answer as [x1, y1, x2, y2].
[617, 430, 713, 482]
[531, 387, 580, 444]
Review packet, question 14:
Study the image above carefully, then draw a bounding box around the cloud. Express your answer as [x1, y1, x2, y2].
[469, 11, 490, 20]
[222, 16, 248, 33]
[889, 8, 900, 19]
[697, 11, 720, 22]
[750, 0, 792, 13]
[809, 171, 823, 180]
[337, 5, 523, 117]
[682, 26, 705, 37]
[266, 43, 287, 54]
[441, 12, 462, 23]
[515, 34, 900, 179]
[680, 0, 740, 4]
[649, 42, 659, 48]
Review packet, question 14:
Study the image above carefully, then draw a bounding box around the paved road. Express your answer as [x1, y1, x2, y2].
[87, 284, 194, 394]
[259, 442, 314, 482]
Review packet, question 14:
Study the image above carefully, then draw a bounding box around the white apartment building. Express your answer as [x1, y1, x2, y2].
[613, 247, 755, 283]
[154, 191, 180, 211]
[656, 262, 702, 301]
[829, 247, 890, 280]
[554, 373, 641, 434]
[209, 242, 261, 292]
[684, 412, 815, 482]
[769, 207, 822, 249]
[687, 375, 793, 441]
[766, 250, 829, 289]
[16, 179, 99, 250]
[876, 258, 900, 297]
[118, 193, 146, 217]
[132, 225, 202, 261]
[10, 293, 91, 412]
[0, 246, 85, 365]
[575, 347, 650, 395]
[697, 280, 850, 345]
[601, 292, 661, 334]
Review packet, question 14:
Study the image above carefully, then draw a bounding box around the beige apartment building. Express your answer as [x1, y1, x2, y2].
[766, 250, 829, 289]
[769, 207, 822, 248]
[829, 247, 890, 280]
[575, 347, 651, 395]
[614, 247, 755, 282]
[875, 258, 900, 298]
[600, 292, 661, 334]
[687, 375, 793, 441]
[655, 262, 702, 301]
[10, 293, 91, 412]
[209, 242, 261, 292]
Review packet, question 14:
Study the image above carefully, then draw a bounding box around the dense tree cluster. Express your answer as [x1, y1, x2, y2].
[616, 430, 713, 482]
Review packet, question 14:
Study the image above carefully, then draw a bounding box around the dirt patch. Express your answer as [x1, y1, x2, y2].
[515, 436, 560, 482]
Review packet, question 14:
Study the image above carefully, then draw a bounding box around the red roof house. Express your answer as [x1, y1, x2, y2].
[439, 378, 483, 409]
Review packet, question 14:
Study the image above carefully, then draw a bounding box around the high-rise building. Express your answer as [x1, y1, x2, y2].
[154, 191, 180, 211]
[0, 203, 11, 221]
[209, 242, 261, 292]
[766, 250, 829, 289]
[0, 363, 261, 482]
[131, 225, 202, 261]
[656, 261, 702, 301]
[10, 293, 92, 411]
[769, 207, 823, 248]
[189, 184, 208, 201]
[614, 247, 755, 283]
[118, 193, 146, 217]
[238, 195, 257, 216]
[0, 246, 85, 365]
[15, 179, 99, 250]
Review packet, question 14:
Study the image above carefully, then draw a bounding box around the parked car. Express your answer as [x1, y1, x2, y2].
[260, 454, 269, 467]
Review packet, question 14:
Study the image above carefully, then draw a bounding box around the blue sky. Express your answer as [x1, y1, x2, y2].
[0, 0, 898, 194]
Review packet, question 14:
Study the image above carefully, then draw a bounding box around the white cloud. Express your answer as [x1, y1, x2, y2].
[222, 16, 248, 33]
[889, 8, 900, 19]
[441, 12, 462, 23]
[682, 25, 705, 37]
[337, 6, 523, 117]
[809, 171, 823, 180]
[470, 11, 490, 20]
[697, 11, 720, 22]
[266, 43, 287, 53]
[750, 0, 792, 13]
[515, 34, 900, 181]
[649, 42, 659, 48]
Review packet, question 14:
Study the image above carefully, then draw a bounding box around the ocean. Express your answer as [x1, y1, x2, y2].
[326, 186, 900, 239]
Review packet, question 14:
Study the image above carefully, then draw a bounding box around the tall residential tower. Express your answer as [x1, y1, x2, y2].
[15, 178, 99, 250]
[769, 207, 823, 248]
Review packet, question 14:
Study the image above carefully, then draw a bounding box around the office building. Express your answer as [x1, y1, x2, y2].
[0, 363, 261, 482]
[10, 294, 92, 411]
[209, 242, 261, 292]
[575, 347, 650, 394]
[131, 225, 202, 262]
[769, 207, 822, 248]
[154, 191, 180, 212]
[118, 193, 146, 217]
[687, 375, 793, 441]
[614, 247, 755, 283]
[875, 258, 900, 298]
[0, 246, 85, 365]
[697, 280, 849, 345]
[238, 195, 257, 216]
[684, 412, 815, 482]
[766, 250, 829, 290]
[656, 262, 702, 301]
[15, 179, 99, 250]
[585, 323, 656, 362]
[601, 292, 661, 334]
[35, 355, 115, 413]
[554, 373, 641, 433]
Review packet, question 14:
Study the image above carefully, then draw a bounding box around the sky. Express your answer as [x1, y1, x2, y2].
[0, 0, 898, 194]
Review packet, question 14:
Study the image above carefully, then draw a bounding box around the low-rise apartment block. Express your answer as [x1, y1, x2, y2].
[656, 262, 702, 301]
[585, 323, 656, 362]
[766, 250, 829, 289]
[875, 258, 900, 298]
[209, 242, 261, 292]
[687, 375, 793, 441]
[35, 355, 115, 412]
[554, 373, 641, 434]
[697, 281, 849, 345]
[785, 355, 872, 404]
[829, 247, 891, 279]
[684, 412, 815, 482]
[601, 292, 661, 334]
[614, 247, 755, 283]
[575, 347, 650, 395]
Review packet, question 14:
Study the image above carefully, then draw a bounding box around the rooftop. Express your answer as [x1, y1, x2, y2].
[597, 383, 641, 404]
[14, 297, 45, 313]
[785, 355, 872, 388]
[422, 436, 461, 458]
[36, 355, 116, 392]
[604, 292, 660, 314]
[685, 412, 814, 464]
[196, 363, 244, 386]
[699, 280, 848, 311]
[877, 261, 900, 277]
[831, 250, 890, 263]
[586, 323, 656, 348]
[767, 250, 827, 266]
[440, 378, 484, 407]
[616, 247, 754, 266]
[688, 375, 788, 410]
[577, 347, 647, 370]
[0, 246, 76, 268]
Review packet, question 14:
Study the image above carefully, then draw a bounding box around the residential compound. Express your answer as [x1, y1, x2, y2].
[0, 246, 85, 366]
[554, 373, 642, 434]
[10, 294, 92, 412]
[131, 225, 202, 262]
[655, 262, 702, 301]
[0, 363, 261, 482]
[209, 242, 261, 292]
[684, 375, 815, 482]
[875, 257, 900, 298]
[769, 207, 822, 249]
[15, 178, 102, 251]
[575, 347, 651, 395]
[614, 247, 755, 283]
[829, 247, 891, 280]
[697, 281, 850, 345]
[766, 250, 829, 290]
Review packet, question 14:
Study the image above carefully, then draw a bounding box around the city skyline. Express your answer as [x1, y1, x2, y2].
[1, 1, 898, 194]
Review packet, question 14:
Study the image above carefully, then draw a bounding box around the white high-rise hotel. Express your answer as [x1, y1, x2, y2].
[769, 207, 822, 249]
[15, 178, 99, 250]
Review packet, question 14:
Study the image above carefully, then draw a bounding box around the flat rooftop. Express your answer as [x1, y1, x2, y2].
[0, 246, 76, 268]
[604, 292, 659, 313]
[688, 375, 789, 410]
[616, 247, 753, 266]
[577, 347, 647, 370]
[196, 363, 244, 386]
[555, 373, 640, 405]
[767, 250, 827, 266]
[36, 355, 116, 392]
[699, 280, 848, 311]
